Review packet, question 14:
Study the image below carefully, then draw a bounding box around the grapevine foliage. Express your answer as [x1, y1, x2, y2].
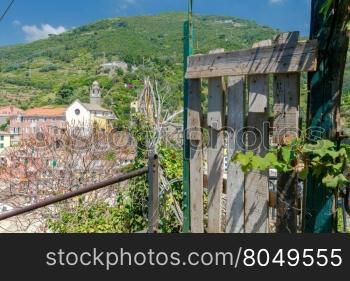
[232, 139, 350, 189]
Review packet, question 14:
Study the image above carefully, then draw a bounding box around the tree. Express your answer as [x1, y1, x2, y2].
[55, 84, 74, 105]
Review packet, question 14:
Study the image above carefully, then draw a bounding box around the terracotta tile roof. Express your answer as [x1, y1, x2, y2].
[0, 106, 24, 116]
[24, 107, 66, 117]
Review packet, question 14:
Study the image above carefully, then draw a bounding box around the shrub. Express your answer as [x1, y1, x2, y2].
[39, 64, 59, 72]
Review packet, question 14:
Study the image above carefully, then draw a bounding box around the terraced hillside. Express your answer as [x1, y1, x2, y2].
[0, 14, 278, 116]
[0, 13, 349, 126]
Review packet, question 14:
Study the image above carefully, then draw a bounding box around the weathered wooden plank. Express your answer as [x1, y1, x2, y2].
[207, 77, 225, 233]
[269, 32, 300, 233]
[187, 78, 202, 141]
[188, 79, 204, 233]
[252, 39, 274, 48]
[272, 74, 300, 144]
[226, 76, 245, 233]
[186, 40, 318, 79]
[274, 32, 300, 46]
[252, 32, 300, 49]
[273, 73, 300, 233]
[245, 75, 270, 233]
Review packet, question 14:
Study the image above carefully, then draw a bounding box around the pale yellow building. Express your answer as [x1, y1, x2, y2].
[92, 116, 114, 131]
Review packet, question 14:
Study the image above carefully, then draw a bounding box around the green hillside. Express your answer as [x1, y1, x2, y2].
[0, 13, 348, 125]
[0, 14, 277, 117]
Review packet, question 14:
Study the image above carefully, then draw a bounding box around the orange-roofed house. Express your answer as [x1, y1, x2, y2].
[9, 107, 67, 143]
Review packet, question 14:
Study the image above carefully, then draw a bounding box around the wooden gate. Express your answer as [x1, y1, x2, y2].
[185, 32, 318, 233]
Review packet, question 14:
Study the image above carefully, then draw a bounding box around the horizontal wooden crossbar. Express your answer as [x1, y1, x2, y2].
[185, 40, 318, 79]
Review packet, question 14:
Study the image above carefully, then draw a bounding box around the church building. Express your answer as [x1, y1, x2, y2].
[66, 81, 116, 131]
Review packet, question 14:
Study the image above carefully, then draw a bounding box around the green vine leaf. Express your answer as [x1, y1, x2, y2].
[322, 174, 349, 189]
[281, 147, 292, 163]
[264, 152, 278, 164]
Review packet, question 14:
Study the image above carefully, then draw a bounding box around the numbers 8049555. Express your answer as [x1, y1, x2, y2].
[242, 249, 342, 267]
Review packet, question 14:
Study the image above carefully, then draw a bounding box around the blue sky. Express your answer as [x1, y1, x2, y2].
[0, 0, 311, 46]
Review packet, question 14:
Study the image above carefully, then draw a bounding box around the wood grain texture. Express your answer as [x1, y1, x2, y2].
[270, 32, 300, 233]
[273, 73, 300, 233]
[207, 77, 225, 233]
[188, 79, 204, 233]
[245, 75, 269, 233]
[186, 40, 318, 79]
[226, 76, 246, 233]
[272, 74, 300, 144]
[273, 32, 300, 46]
[187, 79, 202, 141]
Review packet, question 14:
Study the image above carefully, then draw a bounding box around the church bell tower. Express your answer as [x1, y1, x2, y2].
[90, 81, 102, 105]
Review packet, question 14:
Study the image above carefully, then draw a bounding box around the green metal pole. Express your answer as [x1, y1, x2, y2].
[304, 0, 349, 233]
[183, 0, 194, 233]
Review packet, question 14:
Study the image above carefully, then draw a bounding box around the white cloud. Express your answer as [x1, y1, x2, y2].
[269, 0, 284, 4]
[12, 20, 21, 26]
[22, 24, 67, 42]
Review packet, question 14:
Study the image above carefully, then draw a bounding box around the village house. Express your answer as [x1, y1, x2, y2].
[0, 106, 24, 126]
[99, 61, 137, 74]
[9, 107, 67, 141]
[66, 81, 116, 131]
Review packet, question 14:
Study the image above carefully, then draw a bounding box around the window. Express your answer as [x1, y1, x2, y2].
[0, 144, 4, 149]
[75, 109, 81, 116]
[0, 136, 4, 141]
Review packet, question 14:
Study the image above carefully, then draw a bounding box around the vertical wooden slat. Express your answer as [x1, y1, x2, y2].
[271, 32, 300, 233]
[245, 75, 269, 233]
[148, 154, 159, 233]
[273, 73, 300, 233]
[188, 79, 204, 233]
[207, 77, 225, 233]
[226, 76, 245, 233]
[274, 32, 300, 46]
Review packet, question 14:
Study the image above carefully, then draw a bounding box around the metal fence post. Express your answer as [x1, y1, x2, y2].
[148, 154, 159, 233]
[183, 0, 194, 234]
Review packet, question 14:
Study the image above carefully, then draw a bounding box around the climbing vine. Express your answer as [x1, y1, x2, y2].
[233, 139, 350, 189]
